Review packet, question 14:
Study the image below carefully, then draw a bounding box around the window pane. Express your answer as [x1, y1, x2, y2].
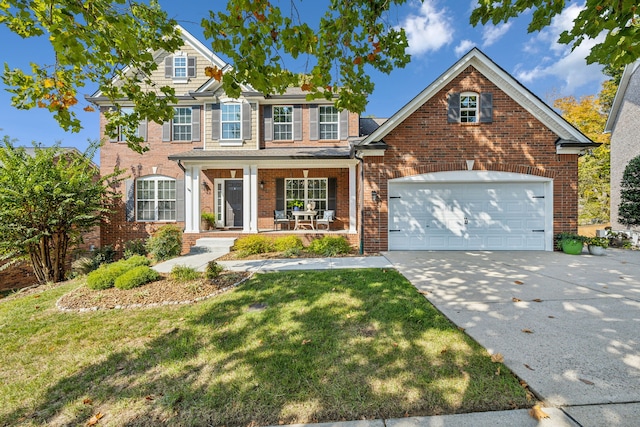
[460, 93, 478, 123]
[136, 177, 176, 221]
[221, 104, 242, 139]
[273, 106, 293, 140]
[173, 107, 192, 140]
[319, 106, 339, 139]
[174, 57, 186, 77]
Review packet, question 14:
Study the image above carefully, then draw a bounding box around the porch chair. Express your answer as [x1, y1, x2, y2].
[316, 210, 335, 230]
[274, 210, 291, 230]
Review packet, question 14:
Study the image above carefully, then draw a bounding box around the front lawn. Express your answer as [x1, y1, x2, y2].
[0, 269, 531, 426]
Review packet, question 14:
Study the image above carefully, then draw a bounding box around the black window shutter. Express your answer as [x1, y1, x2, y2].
[293, 105, 302, 140]
[447, 92, 460, 123]
[191, 105, 201, 142]
[480, 92, 493, 123]
[164, 56, 173, 78]
[328, 178, 337, 211]
[242, 102, 252, 140]
[175, 179, 185, 222]
[309, 104, 319, 141]
[187, 57, 196, 78]
[264, 105, 273, 141]
[275, 178, 284, 210]
[125, 179, 135, 222]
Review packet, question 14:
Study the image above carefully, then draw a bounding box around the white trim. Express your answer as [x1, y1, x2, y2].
[180, 159, 358, 169]
[134, 175, 177, 222]
[249, 165, 258, 232]
[243, 166, 252, 233]
[349, 164, 357, 233]
[184, 166, 201, 232]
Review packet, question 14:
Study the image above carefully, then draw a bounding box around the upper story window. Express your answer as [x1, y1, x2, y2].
[319, 106, 339, 140]
[173, 107, 192, 141]
[221, 104, 242, 140]
[136, 176, 176, 222]
[164, 53, 196, 82]
[447, 92, 493, 124]
[273, 106, 293, 140]
[460, 92, 478, 123]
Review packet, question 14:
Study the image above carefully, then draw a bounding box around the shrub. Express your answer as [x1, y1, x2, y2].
[171, 265, 201, 282]
[72, 256, 98, 276]
[205, 260, 224, 279]
[92, 245, 116, 266]
[146, 225, 182, 261]
[282, 247, 302, 258]
[85, 256, 150, 290]
[86, 262, 131, 290]
[114, 266, 160, 290]
[308, 236, 352, 256]
[123, 239, 147, 259]
[273, 235, 304, 252]
[72, 245, 116, 275]
[233, 235, 274, 256]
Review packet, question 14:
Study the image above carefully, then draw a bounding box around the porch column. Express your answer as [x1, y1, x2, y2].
[349, 164, 357, 233]
[184, 165, 201, 233]
[242, 165, 258, 233]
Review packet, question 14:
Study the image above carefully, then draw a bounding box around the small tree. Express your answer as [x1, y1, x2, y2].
[619, 155, 640, 228]
[0, 138, 123, 283]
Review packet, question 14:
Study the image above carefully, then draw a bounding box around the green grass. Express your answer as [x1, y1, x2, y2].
[0, 270, 530, 426]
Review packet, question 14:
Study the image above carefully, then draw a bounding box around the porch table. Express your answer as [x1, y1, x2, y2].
[292, 210, 317, 230]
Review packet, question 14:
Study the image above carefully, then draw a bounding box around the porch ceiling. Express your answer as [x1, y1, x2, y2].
[168, 146, 353, 162]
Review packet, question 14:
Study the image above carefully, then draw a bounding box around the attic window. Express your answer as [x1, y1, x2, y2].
[448, 92, 493, 124]
[460, 92, 478, 123]
[165, 53, 197, 83]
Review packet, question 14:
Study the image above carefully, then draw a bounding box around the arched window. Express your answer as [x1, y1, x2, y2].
[460, 92, 479, 123]
[136, 175, 176, 221]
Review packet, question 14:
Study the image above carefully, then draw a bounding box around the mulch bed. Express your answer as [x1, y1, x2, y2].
[56, 271, 251, 312]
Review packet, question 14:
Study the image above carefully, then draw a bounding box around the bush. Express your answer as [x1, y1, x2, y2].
[72, 256, 98, 276]
[72, 245, 116, 275]
[92, 245, 116, 266]
[233, 235, 274, 256]
[171, 265, 201, 282]
[114, 266, 160, 290]
[146, 225, 182, 261]
[273, 235, 304, 252]
[123, 239, 147, 259]
[308, 236, 352, 256]
[205, 260, 224, 279]
[282, 247, 302, 258]
[85, 256, 150, 290]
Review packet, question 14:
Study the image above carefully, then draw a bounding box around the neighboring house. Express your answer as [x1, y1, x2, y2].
[89, 27, 594, 254]
[605, 60, 640, 231]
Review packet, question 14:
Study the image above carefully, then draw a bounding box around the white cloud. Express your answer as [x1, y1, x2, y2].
[455, 40, 476, 56]
[481, 22, 512, 47]
[400, 2, 454, 56]
[515, 3, 604, 93]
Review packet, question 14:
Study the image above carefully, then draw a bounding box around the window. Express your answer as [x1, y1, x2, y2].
[136, 177, 176, 221]
[285, 178, 328, 215]
[221, 104, 241, 140]
[273, 106, 293, 140]
[460, 92, 478, 123]
[174, 56, 187, 78]
[173, 107, 192, 141]
[319, 106, 339, 140]
[116, 108, 140, 141]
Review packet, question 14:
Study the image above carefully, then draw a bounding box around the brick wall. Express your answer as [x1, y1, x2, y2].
[362, 66, 578, 252]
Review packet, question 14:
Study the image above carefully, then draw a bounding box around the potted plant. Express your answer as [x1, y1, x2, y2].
[201, 212, 216, 230]
[287, 199, 304, 211]
[587, 236, 609, 255]
[555, 232, 586, 255]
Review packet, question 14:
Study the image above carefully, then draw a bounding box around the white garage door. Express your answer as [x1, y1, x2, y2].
[388, 181, 547, 250]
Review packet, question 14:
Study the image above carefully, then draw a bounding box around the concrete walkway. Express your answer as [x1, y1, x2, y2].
[153, 246, 640, 426]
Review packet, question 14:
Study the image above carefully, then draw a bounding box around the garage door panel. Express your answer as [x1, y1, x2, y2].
[389, 181, 547, 251]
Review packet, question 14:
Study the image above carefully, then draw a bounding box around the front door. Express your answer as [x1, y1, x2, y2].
[225, 180, 243, 227]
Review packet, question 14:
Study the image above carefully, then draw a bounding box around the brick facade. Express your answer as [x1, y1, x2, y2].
[361, 66, 579, 252]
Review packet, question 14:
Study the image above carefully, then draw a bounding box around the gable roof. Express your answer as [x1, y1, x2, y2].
[604, 59, 640, 132]
[358, 48, 594, 152]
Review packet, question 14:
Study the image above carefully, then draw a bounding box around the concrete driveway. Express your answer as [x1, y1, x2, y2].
[384, 249, 640, 426]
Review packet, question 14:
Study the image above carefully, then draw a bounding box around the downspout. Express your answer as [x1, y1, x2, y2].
[354, 150, 365, 255]
[175, 159, 186, 172]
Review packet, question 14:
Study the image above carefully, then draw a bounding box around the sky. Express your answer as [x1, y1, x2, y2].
[0, 1, 607, 163]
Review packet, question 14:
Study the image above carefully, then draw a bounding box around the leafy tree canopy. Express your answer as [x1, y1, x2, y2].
[471, 1, 639, 69]
[0, 138, 123, 283]
[1, 0, 410, 153]
[619, 155, 640, 227]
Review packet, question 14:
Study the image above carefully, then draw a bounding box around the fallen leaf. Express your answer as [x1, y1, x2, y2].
[302, 339, 311, 345]
[495, 366, 501, 375]
[418, 290, 429, 295]
[512, 297, 522, 302]
[86, 412, 104, 426]
[579, 378, 595, 385]
[514, 280, 524, 285]
[457, 326, 465, 332]
[34, 306, 40, 309]
[524, 364, 535, 371]
[521, 329, 534, 334]
[33, 295, 40, 298]
[392, 342, 398, 347]
[83, 398, 93, 405]
[548, 315, 555, 319]
[346, 314, 353, 319]
[532, 298, 543, 303]
[145, 395, 154, 400]
[529, 404, 549, 420]
[440, 347, 448, 354]
[491, 353, 504, 363]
